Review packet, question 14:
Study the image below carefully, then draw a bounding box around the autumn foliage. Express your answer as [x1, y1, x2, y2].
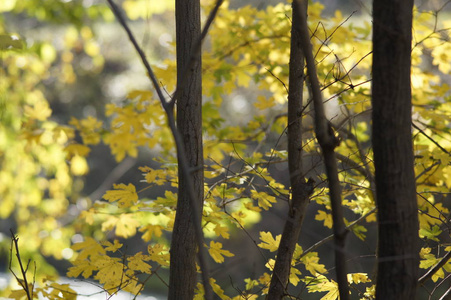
[1, 0, 451, 299]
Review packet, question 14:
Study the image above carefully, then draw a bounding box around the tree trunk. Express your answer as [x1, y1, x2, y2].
[372, 1, 419, 299]
[292, 1, 349, 298]
[168, 0, 203, 298]
[266, 1, 311, 298]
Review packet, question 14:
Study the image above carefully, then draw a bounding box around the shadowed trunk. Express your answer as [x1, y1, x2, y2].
[372, 1, 419, 299]
[266, 0, 312, 298]
[168, 0, 203, 298]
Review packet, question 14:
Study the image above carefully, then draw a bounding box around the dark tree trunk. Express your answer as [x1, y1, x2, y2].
[266, 1, 311, 298]
[168, 0, 203, 298]
[372, 1, 419, 299]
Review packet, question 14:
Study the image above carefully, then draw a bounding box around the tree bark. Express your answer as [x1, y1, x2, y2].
[168, 0, 204, 298]
[266, 1, 312, 298]
[372, 1, 419, 299]
[292, 1, 349, 299]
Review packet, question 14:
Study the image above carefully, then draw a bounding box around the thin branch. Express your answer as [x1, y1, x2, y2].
[439, 285, 451, 300]
[106, 0, 170, 111]
[298, 207, 376, 261]
[89, 156, 137, 200]
[418, 251, 451, 285]
[9, 230, 34, 300]
[412, 122, 450, 156]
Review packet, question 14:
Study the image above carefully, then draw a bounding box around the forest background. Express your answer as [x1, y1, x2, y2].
[1, 0, 451, 299]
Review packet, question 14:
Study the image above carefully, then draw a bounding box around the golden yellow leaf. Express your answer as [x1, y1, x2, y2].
[208, 241, 234, 263]
[258, 231, 281, 252]
[103, 183, 138, 208]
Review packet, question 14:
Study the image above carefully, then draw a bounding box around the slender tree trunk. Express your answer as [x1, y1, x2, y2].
[168, 0, 203, 298]
[372, 1, 419, 299]
[266, 1, 312, 298]
[293, 1, 349, 298]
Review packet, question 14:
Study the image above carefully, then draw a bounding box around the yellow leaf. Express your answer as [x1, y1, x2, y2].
[70, 155, 89, 176]
[103, 183, 138, 208]
[213, 224, 230, 239]
[93, 256, 124, 292]
[210, 278, 229, 299]
[148, 243, 170, 266]
[116, 214, 140, 238]
[67, 258, 98, 278]
[251, 190, 276, 210]
[254, 95, 276, 110]
[303, 274, 339, 300]
[315, 210, 333, 229]
[208, 241, 234, 263]
[139, 224, 163, 242]
[49, 283, 77, 300]
[128, 252, 151, 273]
[9, 288, 29, 300]
[289, 266, 302, 286]
[101, 240, 123, 252]
[258, 231, 281, 252]
[347, 273, 370, 284]
[301, 252, 327, 275]
[65, 143, 91, 157]
[24, 100, 52, 121]
[71, 237, 105, 259]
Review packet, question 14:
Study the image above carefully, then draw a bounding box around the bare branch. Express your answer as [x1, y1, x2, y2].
[9, 230, 34, 300]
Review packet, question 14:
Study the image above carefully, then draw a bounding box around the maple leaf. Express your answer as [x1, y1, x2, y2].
[210, 278, 228, 299]
[301, 252, 327, 275]
[214, 224, 230, 239]
[303, 275, 339, 300]
[128, 252, 152, 273]
[148, 243, 170, 266]
[208, 241, 234, 263]
[254, 95, 276, 110]
[48, 283, 77, 300]
[103, 183, 139, 208]
[101, 240, 123, 252]
[80, 208, 96, 225]
[251, 190, 276, 210]
[67, 258, 98, 278]
[347, 273, 370, 284]
[93, 256, 124, 291]
[115, 214, 140, 238]
[71, 237, 106, 259]
[9, 288, 30, 300]
[139, 224, 163, 242]
[289, 266, 302, 286]
[258, 231, 281, 252]
[315, 210, 333, 229]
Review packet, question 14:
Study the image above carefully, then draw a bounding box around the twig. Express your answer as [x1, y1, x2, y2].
[439, 285, 451, 300]
[418, 251, 451, 285]
[412, 122, 450, 156]
[298, 207, 376, 260]
[9, 230, 34, 300]
[89, 156, 137, 200]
